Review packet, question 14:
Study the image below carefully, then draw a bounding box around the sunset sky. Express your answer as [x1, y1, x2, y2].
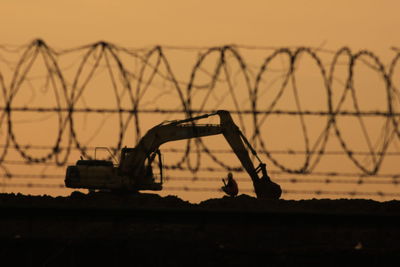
[1, 1, 398, 51]
[1, 0, 399, 203]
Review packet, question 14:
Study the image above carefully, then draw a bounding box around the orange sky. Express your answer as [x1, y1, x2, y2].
[1, 0, 399, 52]
[1, 0, 400, 203]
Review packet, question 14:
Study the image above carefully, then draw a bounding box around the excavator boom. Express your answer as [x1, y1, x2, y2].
[119, 123, 223, 178]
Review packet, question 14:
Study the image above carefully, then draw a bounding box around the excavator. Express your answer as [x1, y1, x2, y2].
[65, 110, 282, 200]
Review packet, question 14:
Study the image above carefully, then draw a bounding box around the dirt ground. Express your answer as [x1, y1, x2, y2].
[1, 192, 400, 266]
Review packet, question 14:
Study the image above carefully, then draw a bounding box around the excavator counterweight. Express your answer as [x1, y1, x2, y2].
[65, 110, 282, 200]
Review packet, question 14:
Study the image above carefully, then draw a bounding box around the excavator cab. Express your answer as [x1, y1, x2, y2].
[118, 147, 163, 190]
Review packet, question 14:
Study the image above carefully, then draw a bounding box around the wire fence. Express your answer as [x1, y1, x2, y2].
[1, 39, 400, 200]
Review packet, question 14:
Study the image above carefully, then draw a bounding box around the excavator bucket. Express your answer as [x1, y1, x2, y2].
[253, 177, 282, 200]
[251, 163, 282, 200]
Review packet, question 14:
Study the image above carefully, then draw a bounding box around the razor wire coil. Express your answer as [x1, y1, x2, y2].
[1, 40, 400, 198]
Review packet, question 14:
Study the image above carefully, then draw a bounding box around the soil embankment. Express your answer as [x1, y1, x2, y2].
[1, 192, 399, 266]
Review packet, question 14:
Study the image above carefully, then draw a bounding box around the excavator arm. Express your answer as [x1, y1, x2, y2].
[120, 110, 281, 200]
[217, 110, 281, 199]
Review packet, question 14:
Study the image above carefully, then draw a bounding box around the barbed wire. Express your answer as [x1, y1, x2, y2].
[3, 106, 400, 117]
[1, 39, 400, 199]
[1, 173, 398, 187]
[3, 143, 400, 157]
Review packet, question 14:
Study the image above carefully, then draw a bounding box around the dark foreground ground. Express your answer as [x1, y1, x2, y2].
[1, 192, 400, 266]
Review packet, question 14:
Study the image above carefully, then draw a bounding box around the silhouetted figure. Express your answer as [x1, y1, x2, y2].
[221, 172, 238, 197]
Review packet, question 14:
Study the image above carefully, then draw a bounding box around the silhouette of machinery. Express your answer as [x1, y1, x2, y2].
[65, 110, 281, 200]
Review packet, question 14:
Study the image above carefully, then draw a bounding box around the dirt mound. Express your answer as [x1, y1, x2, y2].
[0, 192, 192, 210]
[1, 192, 400, 215]
[200, 194, 400, 215]
[1, 192, 400, 266]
